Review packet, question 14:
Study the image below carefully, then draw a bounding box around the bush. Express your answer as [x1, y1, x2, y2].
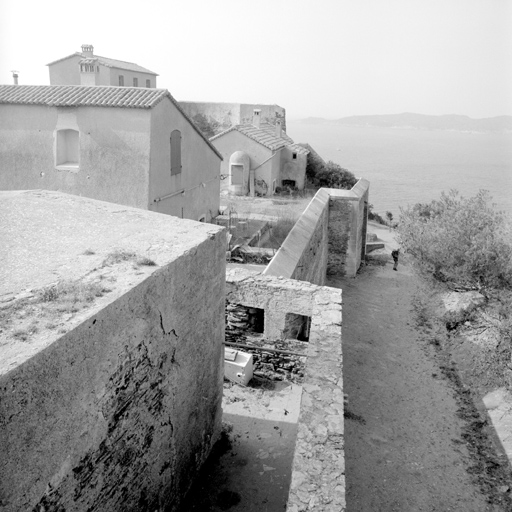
[311, 161, 357, 190]
[305, 148, 325, 182]
[397, 190, 512, 290]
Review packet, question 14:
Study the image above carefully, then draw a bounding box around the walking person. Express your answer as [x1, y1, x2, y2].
[391, 248, 400, 271]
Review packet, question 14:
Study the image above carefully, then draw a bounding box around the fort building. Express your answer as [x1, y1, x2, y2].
[47, 44, 158, 88]
[211, 110, 308, 196]
[0, 84, 222, 222]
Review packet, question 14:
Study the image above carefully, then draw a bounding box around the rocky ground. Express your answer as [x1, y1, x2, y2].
[332, 223, 512, 511]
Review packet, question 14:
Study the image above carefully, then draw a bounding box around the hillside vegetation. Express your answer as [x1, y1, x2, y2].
[397, 190, 512, 291]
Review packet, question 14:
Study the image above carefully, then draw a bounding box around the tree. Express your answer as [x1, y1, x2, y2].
[397, 190, 512, 290]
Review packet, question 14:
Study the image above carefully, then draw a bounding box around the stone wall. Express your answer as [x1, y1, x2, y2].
[264, 179, 370, 283]
[0, 191, 226, 511]
[179, 101, 286, 133]
[225, 268, 345, 511]
[264, 189, 330, 285]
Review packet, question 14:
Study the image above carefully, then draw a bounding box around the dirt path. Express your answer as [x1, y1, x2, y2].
[328, 239, 507, 511]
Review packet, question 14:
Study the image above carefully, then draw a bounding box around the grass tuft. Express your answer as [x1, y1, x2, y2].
[102, 249, 138, 267]
[136, 257, 157, 267]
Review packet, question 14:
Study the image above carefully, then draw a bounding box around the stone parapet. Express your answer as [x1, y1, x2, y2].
[0, 190, 226, 511]
[265, 180, 370, 283]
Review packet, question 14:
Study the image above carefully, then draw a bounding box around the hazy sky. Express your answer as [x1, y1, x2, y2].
[1, 0, 511, 119]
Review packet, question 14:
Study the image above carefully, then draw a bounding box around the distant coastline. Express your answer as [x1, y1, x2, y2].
[291, 113, 512, 134]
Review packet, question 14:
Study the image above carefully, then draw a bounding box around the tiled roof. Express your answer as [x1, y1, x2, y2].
[287, 143, 309, 155]
[259, 122, 294, 144]
[80, 56, 158, 75]
[0, 85, 223, 159]
[211, 122, 308, 154]
[47, 53, 158, 75]
[0, 85, 168, 108]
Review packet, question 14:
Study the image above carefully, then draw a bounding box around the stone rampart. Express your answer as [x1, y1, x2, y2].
[264, 179, 370, 283]
[0, 191, 226, 511]
[226, 268, 345, 510]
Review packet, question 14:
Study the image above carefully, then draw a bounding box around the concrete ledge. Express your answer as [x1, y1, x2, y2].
[366, 242, 385, 253]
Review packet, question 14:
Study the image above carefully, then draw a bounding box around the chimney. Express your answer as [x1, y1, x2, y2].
[275, 120, 282, 138]
[253, 109, 261, 129]
[81, 44, 94, 57]
[11, 70, 19, 85]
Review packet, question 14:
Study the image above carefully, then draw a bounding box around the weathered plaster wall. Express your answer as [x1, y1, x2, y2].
[149, 98, 221, 221]
[280, 147, 307, 190]
[225, 269, 345, 511]
[264, 189, 330, 286]
[108, 68, 156, 88]
[0, 103, 151, 209]
[0, 191, 226, 512]
[48, 55, 82, 85]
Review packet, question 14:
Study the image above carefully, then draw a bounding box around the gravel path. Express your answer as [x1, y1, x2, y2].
[328, 247, 505, 511]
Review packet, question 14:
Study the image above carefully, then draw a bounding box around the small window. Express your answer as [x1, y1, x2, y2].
[97, 66, 99, 72]
[146, 79, 151, 88]
[170, 130, 182, 175]
[284, 313, 311, 341]
[55, 129, 79, 170]
[292, 152, 297, 160]
[119, 75, 124, 86]
[133, 77, 138, 87]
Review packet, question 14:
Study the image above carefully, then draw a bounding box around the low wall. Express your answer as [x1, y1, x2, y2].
[264, 179, 370, 283]
[226, 268, 345, 511]
[0, 191, 226, 511]
[264, 189, 330, 285]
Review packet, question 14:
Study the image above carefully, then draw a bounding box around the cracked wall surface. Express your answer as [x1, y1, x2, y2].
[226, 269, 344, 511]
[0, 190, 226, 511]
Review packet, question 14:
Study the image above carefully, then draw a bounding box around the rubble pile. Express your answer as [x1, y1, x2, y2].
[248, 336, 307, 384]
[225, 302, 307, 383]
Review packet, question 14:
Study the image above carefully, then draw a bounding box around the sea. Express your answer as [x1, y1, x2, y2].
[286, 121, 512, 219]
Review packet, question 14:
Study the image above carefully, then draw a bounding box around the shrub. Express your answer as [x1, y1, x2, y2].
[397, 190, 512, 290]
[305, 152, 357, 190]
[305, 148, 325, 183]
[312, 161, 357, 190]
[368, 203, 387, 225]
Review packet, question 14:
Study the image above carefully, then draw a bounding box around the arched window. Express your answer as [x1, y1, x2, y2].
[170, 130, 182, 175]
[55, 129, 79, 169]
